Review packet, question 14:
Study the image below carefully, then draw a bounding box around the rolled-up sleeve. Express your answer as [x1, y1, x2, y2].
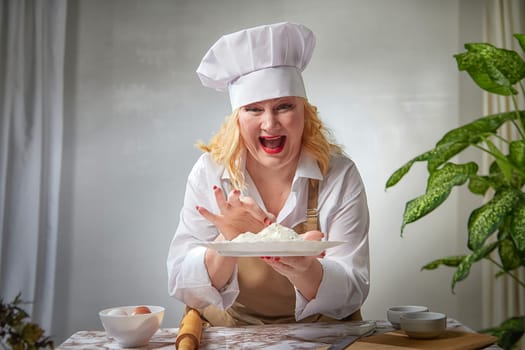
[294, 157, 370, 320]
[167, 154, 240, 310]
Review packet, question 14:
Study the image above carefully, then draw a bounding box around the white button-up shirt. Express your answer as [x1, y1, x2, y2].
[167, 151, 370, 320]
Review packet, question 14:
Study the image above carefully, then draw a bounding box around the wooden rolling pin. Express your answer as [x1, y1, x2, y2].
[176, 308, 203, 350]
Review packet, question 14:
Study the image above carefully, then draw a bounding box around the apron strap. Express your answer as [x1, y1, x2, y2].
[293, 178, 320, 233]
[305, 178, 320, 231]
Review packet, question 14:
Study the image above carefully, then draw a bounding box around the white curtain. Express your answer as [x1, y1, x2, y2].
[481, 1, 525, 349]
[0, 0, 67, 335]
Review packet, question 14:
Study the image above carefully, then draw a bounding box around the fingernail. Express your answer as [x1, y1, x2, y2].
[274, 257, 280, 262]
[195, 206, 200, 211]
[321, 252, 326, 257]
[212, 185, 218, 190]
[233, 189, 240, 195]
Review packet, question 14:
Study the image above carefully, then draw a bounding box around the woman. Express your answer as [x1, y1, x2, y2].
[167, 22, 370, 326]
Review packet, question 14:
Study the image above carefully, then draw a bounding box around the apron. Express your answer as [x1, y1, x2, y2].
[195, 179, 362, 326]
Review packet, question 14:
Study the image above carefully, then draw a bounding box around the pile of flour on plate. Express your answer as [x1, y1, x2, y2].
[232, 223, 303, 242]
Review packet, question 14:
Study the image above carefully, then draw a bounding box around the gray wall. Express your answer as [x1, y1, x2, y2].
[54, 0, 484, 344]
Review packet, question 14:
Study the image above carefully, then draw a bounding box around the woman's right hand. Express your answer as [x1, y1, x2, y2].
[196, 185, 275, 240]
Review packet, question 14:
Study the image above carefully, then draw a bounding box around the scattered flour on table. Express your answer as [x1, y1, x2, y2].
[232, 223, 303, 242]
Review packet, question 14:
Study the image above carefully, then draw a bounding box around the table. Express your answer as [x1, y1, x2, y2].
[58, 319, 501, 349]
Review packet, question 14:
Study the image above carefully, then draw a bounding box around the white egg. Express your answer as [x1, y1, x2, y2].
[108, 308, 128, 316]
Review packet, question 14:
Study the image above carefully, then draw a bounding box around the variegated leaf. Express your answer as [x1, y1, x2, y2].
[480, 316, 525, 350]
[385, 151, 434, 188]
[468, 188, 522, 250]
[468, 175, 491, 195]
[427, 142, 469, 172]
[510, 200, 525, 252]
[472, 241, 499, 261]
[485, 138, 513, 183]
[499, 238, 521, 270]
[386, 112, 520, 188]
[452, 255, 473, 290]
[437, 112, 517, 146]
[428, 112, 517, 171]
[452, 241, 498, 291]
[401, 163, 477, 233]
[515, 34, 525, 52]
[421, 256, 465, 270]
[509, 140, 525, 167]
[454, 43, 525, 95]
[402, 190, 449, 233]
[427, 162, 478, 189]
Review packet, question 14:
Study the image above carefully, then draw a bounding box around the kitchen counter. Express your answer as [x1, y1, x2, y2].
[58, 319, 501, 349]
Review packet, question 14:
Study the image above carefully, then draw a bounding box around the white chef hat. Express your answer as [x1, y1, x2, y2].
[196, 22, 316, 111]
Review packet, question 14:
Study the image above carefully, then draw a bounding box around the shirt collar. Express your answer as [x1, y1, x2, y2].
[295, 151, 323, 180]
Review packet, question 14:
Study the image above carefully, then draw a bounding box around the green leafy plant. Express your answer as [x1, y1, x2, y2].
[386, 34, 525, 350]
[0, 293, 54, 350]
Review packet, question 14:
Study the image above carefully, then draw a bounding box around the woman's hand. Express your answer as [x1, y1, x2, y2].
[199, 186, 274, 290]
[196, 185, 275, 241]
[262, 230, 325, 300]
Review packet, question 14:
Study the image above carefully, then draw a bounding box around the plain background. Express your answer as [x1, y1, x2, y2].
[53, 0, 486, 344]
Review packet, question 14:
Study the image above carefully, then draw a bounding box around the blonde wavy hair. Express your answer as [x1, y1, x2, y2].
[196, 98, 343, 190]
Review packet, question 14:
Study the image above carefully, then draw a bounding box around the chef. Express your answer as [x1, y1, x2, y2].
[167, 21, 370, 326]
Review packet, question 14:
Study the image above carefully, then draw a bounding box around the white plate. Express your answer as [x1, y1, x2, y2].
[200, 240, 345, 257]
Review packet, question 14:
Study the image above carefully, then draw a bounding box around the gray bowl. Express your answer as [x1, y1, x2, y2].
[400, 311, 447, 339]
[386, 305, 429, 329]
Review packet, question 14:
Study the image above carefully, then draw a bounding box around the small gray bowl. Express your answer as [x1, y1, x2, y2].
[400, 311, 447, 339]
[387, 305, 429, 329]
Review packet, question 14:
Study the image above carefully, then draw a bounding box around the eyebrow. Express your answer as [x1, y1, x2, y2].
[274, 97, 295, 103]
[244, 97, 295, 109]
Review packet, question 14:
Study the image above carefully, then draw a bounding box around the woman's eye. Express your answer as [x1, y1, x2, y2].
[245, 107, 263, 113]
[276, 103, 294, 112]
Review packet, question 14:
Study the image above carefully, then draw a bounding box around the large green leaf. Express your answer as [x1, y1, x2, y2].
[485, 138, 513, 183]
[421, 255, 465, 270]
[401, 162, 478, 233]
[452, 241, 499, 290]
[480, 316, 525, 350]
[427, 143, 469, 173]
[427, 162, 478, 188]
[515, 34, 525, 52]
[402, 190, 450, 233]
[385, 151, 434, 188]
[468, 188, 522, 250]
[436, 112, 517, 146]
[429, 112, 518, 171]
[385, 112, 521, 189]
[509, 140, 525, 167]
[454, 43, 525, 95]
[467, 175, 492, 195]
[499, 238, 522, 271]
[488, 160, 510, 190]
[510, 200, 525, 252]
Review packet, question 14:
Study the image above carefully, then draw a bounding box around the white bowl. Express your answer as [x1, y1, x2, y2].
[99, 305, 165, 347]
[387, 305, 428, 329]
[400, 311, 447, 339]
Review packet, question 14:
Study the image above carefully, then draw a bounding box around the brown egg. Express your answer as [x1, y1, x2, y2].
[131, 306, 151, 315]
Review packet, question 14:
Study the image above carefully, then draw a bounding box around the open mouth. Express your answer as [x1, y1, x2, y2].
[259, 136, 286, 154]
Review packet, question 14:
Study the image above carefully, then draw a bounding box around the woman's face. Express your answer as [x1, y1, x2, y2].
[238, 96, 305, 171]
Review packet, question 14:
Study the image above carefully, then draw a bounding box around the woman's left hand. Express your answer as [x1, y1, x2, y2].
[262, 230, 325, 300]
